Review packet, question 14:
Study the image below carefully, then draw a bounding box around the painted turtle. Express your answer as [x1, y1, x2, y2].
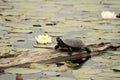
[55, 37, 91, 55]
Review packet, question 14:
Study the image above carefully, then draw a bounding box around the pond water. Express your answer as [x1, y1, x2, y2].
[0, 0, 120, 80]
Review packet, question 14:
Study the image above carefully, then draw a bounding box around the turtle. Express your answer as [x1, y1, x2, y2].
[55, 37, 91, 55]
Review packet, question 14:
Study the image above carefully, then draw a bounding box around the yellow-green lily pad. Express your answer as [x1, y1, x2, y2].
[33, 43, 55, 48]
[5, 67, 42, 74]
[30, 63, 50, 70]
[73, 67, 101, 75]
[111, 66, 120, 71]
[8, 29, 33, 34]
[39, 77, 76, 80]
[91, 57, 112, 65]
[43, 71, 61, 76]
[99, 73, 120, 78]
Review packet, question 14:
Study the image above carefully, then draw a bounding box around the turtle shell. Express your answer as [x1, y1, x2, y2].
[60, 37, 86, 48]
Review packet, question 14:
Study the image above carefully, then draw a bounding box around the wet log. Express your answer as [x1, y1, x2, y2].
[0, 42, 120, 68]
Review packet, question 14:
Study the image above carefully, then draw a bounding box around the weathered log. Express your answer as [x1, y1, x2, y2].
[0, 42, 120, 68]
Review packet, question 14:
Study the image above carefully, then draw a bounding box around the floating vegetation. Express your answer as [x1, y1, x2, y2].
[111, 66, 120, 71]
[33, 44, 55, 48]
[5, 67, 42, 74]
[39, 77, 76, 80]
[7, 29, 33, 34]
[0, 0, 120, 80]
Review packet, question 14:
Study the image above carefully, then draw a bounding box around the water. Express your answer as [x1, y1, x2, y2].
[0, 0, 120, 80]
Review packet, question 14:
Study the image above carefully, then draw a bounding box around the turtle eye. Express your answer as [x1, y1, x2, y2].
[56, 37, 61, 41]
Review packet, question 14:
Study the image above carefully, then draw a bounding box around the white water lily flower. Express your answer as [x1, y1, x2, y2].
[35, 34, 52, 44]
[101, 11, 116, 19]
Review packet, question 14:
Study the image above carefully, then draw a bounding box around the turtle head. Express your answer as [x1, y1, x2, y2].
[56, 37, 62, 42]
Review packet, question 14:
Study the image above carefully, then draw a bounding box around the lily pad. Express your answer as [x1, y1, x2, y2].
[106, 51, 120, 55]
[0, 10, 22, 16]
[103, 0, 120, 5]
[30, 48, 53, 53]
[0, 25, 12, 31]
[43, 71, 61, 76]
[33, 43, 55, 48]
[40, 25, 81, 34]
[30, 63, 50, 70]
[73, 67, 101, 75]
[99, 73, 120, 78]
[92, 76, 120, 80]
[5, 67, 42, 74]
[0, 42, 11, 46]
[91, 57, 112, 65]
[74, 4, 104, 11]
[111, 66, 120, 71]
[7, 29, 33, 34]
[13, 48, 30, 52]
[47, 32, 64, 37]
[39, 77, 76, 80]
[52, 65, 70, 72]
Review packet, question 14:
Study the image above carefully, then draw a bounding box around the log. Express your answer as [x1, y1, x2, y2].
[0, 42, 120, 68]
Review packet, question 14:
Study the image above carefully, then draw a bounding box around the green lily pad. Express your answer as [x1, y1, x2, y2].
[0, 40, 9, 43]
[99, 73, 120, 78]
[91, 57, 112, 65]
[73, 67, 96, 78]
[33, 43, 55, 48]
[0, 10, 22, 16]
[39, 77, 76, 80]
[74, 4, 104, 11]
[4, 22, 32, 29]
[0, 43, 11, 46]
[0, 49, 10, 55]
[111, 66, 120, 71]
[0, 26, 12, 31]
[82, 18, 104, 22]
[13, 48, 30, 52]
[0, 47, 13, 54]
[30, 48, 53, 53]
[40, 25, 81, 34]
[5, 67, 42, 74]
[52, 65, 70, 72]
[30, 63, 50, 70]
[103, 0, 120, 5]
[106, 51, 120, 55]
[8, 29, 33, 34]
[92, 76, 120, 80]
[73, 67, 101, 75]
[47, 33, 64, 37]
[43, 71, 61, 76]
[58, 61, 79, 67]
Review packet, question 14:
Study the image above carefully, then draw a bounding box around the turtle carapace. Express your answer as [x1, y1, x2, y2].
[55, 37, 91, 55]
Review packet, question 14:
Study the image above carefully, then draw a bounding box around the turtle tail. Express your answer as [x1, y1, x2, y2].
[85, 47, 91, 54]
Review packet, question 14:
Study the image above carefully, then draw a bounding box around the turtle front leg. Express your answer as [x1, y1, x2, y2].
[54, 45, 59, 50]
[84, 47, 91, 54]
